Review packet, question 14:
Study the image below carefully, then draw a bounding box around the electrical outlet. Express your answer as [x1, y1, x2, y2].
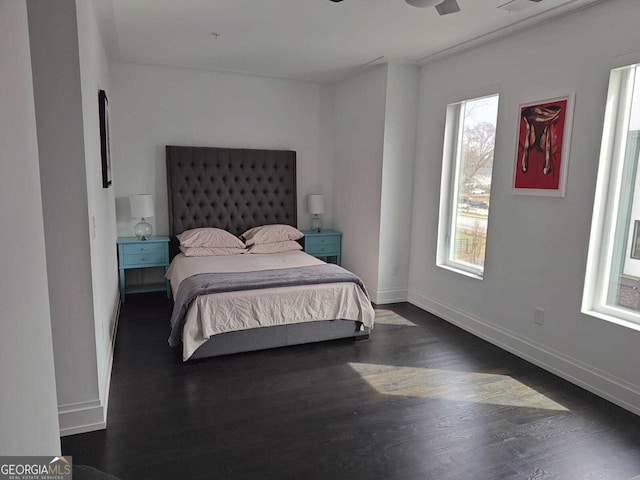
[534, 307, 544, 326]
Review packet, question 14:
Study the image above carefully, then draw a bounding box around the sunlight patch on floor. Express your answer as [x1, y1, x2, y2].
[348, 362, 569, 411]
[374, 311, 418, 327]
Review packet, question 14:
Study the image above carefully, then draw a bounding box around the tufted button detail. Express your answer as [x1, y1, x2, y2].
[169, 150, 296, 236]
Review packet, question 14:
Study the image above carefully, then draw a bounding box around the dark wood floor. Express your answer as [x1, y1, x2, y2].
[62, 294, 640, 480]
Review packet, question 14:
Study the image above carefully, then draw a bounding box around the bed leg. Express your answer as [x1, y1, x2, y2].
[354, 334, 370, 342]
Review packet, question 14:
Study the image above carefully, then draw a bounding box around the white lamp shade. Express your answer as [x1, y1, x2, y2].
[306, 194, 325, 215]
[130, 194, 154, 218]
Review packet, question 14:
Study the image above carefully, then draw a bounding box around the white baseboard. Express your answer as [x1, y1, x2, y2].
[101, 297, 120, 420]
[59, 296, 121, 437]
[375, 288, 408, 305]
[408, 290, 640, 416]
[58, 400, 106, 437]
[362, 276, 407, 305]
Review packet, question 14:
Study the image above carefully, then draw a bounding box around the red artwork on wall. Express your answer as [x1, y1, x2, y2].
[513, 95, 573, 196]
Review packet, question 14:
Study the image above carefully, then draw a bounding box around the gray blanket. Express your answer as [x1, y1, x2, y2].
[168, 263, 369, 347]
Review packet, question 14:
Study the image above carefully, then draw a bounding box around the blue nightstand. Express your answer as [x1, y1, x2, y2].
[117, 236, 171, 303]
[302, 229, 342, 265]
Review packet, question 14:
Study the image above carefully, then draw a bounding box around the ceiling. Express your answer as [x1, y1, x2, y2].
[92, 0, 605, 82]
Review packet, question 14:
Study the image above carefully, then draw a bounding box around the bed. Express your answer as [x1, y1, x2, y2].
[165, 145, 374, 361]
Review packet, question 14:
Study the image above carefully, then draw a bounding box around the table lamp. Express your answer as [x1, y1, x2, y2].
[130, 194, 154, 240]
[306, 194, 325, 232]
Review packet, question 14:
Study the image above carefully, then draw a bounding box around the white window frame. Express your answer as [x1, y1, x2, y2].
[583, 62, 640, 332]
[437, 91, 499, 279]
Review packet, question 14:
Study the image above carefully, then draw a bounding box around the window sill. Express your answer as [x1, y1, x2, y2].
[582, 308, 640, 333]
[437, 263, 483, 280]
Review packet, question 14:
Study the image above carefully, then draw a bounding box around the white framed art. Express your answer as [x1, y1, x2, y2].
[512, 92, 575, 197]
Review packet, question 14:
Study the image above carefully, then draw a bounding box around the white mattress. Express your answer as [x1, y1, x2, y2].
[166, 251, 375, 360]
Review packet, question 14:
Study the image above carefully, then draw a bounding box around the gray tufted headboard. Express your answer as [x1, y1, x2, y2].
[166, 146, 297, 256]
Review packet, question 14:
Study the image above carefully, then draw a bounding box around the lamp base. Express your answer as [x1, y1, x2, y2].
[134, 218, 153, 240]
[310, 215, 323, 233]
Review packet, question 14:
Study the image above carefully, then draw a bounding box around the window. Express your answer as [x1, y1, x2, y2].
[584, 63, 640, 329]
[437, 93, 499, 278]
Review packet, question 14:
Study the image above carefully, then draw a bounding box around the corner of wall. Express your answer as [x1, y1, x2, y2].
[29, 0, 120, 437]
[376, 62, 419, 298]
[59, 289, 119, 437]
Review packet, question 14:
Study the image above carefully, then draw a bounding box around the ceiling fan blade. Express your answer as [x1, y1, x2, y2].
[435, 0, 461, 15]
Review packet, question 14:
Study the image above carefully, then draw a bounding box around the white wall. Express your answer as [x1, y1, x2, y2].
[0, 0, 60, 455]
[409, 0, 640, 413]
[27, 0, 109, 435]
[318, 84, 336, 222]
[332, 65, 388, 294]
[76, 0, 119, 406]
[331, 63, 417, 303]
[378, 64, 418, 303]
[110, 62, 331, 237]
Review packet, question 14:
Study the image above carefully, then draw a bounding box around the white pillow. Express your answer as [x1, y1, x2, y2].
[247, 241, 302, 254]
[177, 228, 245, 249]
[180, 246, 247, 257]
[241, 224, 304, 246]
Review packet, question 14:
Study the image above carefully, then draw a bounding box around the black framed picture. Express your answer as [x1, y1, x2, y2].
[99, 89, 112, 188]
